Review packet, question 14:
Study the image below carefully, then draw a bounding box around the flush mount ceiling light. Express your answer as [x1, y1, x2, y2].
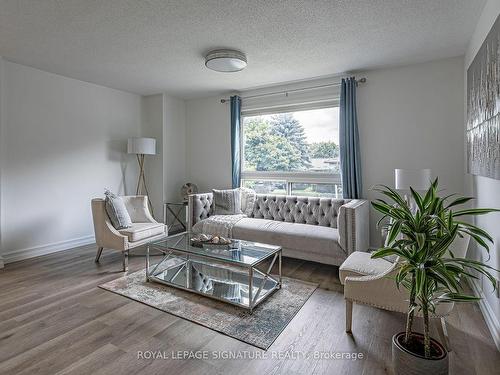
[205, 49, 247, 72]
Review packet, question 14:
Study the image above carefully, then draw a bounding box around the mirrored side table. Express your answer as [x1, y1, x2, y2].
[164, 201, 188, 235]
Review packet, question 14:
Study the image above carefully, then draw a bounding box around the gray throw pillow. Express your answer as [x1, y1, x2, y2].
[212, 188, 241, 215]
[104, 190, 132, 229]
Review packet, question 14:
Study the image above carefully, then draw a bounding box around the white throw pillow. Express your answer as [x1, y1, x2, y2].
[238, 187, 256, 216]
[192, 220, 204, 234]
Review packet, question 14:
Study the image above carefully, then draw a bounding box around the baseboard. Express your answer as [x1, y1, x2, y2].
[469, 278, 500, 351]
[0, 256, 4, 269]
[3, 235, 96, 264]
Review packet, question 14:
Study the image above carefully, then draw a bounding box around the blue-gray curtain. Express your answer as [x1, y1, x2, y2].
[230, 95, 242, 189]
[339, 77, 362, 198]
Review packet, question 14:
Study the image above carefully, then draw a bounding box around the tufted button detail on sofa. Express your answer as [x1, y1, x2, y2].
[246, 194, 348, 229]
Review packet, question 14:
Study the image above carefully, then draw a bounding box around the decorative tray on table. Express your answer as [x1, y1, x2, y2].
[190, 234, 237, 250]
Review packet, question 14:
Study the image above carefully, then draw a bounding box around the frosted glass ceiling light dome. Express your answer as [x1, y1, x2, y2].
[205, 49, 247, 72]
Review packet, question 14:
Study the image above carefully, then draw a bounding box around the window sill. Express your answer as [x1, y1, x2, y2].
[241, 171, 341, 184]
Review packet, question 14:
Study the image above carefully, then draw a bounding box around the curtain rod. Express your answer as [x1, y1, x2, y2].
[220, 77, 366, 103]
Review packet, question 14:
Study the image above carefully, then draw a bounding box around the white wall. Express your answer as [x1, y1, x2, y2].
[140, 93, 187, 221]
[0, 60, 141, 263]
[185, 96, 232, 191]
[141, 94, 164, 220]
[357, 56, 465, 247]
[0, 58, 4, 268]
[0, 62, 188, 263]
[464, 0, 500, 349]
[163, 94, 186, 203]
[184, 58, 465, 248]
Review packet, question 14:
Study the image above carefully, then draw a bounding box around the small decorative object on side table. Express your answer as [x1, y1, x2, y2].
[181, 182, 198, 202]
[163, 202, 188, 234]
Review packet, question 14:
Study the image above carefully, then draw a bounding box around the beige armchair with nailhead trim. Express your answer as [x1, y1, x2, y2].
[340, 234, 470, 352]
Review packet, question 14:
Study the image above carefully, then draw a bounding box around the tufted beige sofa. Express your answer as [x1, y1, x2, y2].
[188, 193, 369, 266]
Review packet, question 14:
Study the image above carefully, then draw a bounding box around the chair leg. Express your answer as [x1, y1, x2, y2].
[95, 247, 104, 263]
[122, 251, 129, 272]
[439, 317, 451, 352]
[346, 299, 353, 333]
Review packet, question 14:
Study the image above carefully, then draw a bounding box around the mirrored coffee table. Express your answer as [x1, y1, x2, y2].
[146, 232, 282, 312]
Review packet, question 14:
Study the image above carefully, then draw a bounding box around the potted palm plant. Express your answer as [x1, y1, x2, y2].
[371, 178, 499, 375]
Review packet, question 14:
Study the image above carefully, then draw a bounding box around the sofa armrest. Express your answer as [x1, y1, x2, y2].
[188, 193, 213, 231]
[338, 199, 369, 255]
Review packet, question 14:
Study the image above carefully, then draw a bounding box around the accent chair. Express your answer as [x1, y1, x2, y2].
[91, 195, 166, 271]
[340, 234, 470, 351]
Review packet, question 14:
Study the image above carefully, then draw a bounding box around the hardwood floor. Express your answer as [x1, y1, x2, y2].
[0, 245, 498, 375]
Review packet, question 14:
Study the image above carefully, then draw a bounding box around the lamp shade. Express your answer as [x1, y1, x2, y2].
[127, 137, 156, 155]
[395, 169, 431, 191]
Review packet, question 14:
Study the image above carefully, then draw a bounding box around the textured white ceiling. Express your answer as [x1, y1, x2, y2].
[0, 0, 486, 98]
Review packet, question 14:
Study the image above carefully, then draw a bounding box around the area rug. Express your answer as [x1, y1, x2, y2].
[99, 269, 318, 350]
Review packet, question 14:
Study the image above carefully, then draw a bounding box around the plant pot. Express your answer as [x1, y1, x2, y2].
[392, 332, 448, 375]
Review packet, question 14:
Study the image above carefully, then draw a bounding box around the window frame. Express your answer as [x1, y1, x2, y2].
[240, 103, 341, 197]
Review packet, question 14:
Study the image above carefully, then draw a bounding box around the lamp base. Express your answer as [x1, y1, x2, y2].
[136, 154, 154, 217]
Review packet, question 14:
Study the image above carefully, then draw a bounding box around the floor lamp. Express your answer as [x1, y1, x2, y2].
[394, 168, 432, 212]
[128, 137, 156, 216]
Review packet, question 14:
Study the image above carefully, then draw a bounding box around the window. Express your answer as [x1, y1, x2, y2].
[241, 107, 341, 198]
[241, 180, 286, 195]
